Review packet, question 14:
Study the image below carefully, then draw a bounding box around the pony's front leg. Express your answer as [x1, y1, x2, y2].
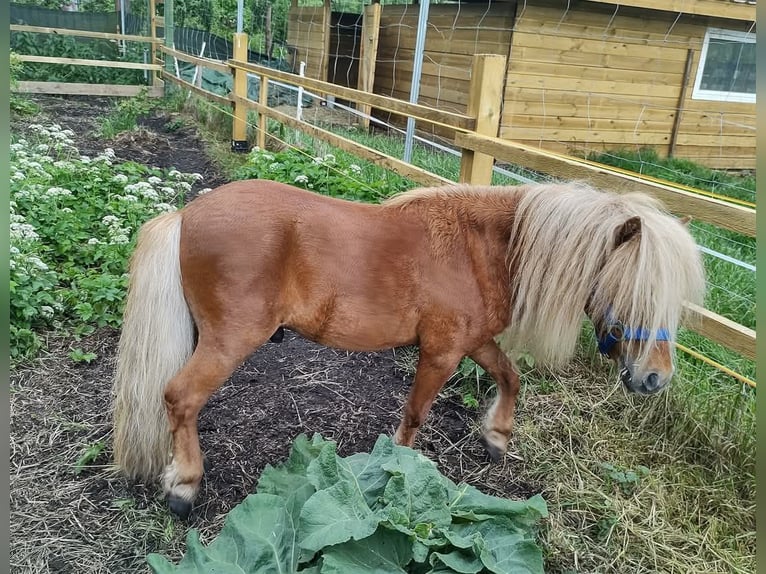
[394, 348, 463, 447]
[469, 340, 521, 462]
[161, 340, 249, 519]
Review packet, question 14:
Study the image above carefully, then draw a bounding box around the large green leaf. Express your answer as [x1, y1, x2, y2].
[147, 493, 298, 573]
[449, 483, 548, 525]
[450, 517, 545, 574]
[340, 434, 395, 509]
[298, 479, 381, 555]
[428, 549, 484, 574]
[320, 527, 413, 574]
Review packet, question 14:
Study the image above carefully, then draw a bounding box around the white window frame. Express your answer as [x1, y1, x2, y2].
[691, 27, 756, 104]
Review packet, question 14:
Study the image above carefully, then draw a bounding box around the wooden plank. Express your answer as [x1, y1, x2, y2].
[499, 126, 672, 145]
[454, 131, 756, 237]
[509, 45, 697, 73]
[231, 94, 453, 188]
[357, 2, 381, 129]
[10, 24, 156, 44]
[584, 0, 755, 21]
[160, 70, 232, 107]
[15, 54, 160, 70]
[321, 0, 331, 82]
[509, 60, 683, 85]
[505, 72, 682, 99]
[16, 81, 163, 97]
[227, 59, 474, 131]
[160, 45, 230, 74]
[503, 115, 675, 133]
[503, 100, 678, 122]
[512, 33, 691, 60]
[683, 303, 755, 360]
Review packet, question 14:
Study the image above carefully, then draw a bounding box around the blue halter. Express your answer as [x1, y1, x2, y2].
[596, 311, 671, 355]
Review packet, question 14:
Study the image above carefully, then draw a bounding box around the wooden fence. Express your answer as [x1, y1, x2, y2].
[10, 25, 755, 367]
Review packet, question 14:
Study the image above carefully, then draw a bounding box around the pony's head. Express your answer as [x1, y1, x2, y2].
[502, 184, 705, 394]
[586, 211, 704, 395]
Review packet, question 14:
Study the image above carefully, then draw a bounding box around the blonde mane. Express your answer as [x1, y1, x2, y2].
[500, 182, 705, 367]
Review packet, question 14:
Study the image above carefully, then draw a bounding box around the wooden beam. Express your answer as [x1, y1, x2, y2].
[459, 54, 506, 185]
[160, 70, 232, 106]
[321, 0, 331, 82]
[669, 48, 695, 158]
[227, 59, 474, 132]
[582, 0, 755, 21]
[15, 54, 161, 70]
[356, 2, 381, 130]
[231, 93, 453, 188]
[683, 303, 755, 361]
[10, 24, 156, 44]
[257, 75, 268, 150]
[159, 45, 230, 74]
[15, 81, 163, 97]
[454, 131, 755, 237]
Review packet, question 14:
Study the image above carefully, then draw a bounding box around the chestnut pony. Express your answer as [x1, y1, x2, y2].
[112, 179, 704, 518]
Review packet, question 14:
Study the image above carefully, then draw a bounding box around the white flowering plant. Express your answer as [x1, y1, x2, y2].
[234, 147, 411, 203]
[9, 123, 201, 361]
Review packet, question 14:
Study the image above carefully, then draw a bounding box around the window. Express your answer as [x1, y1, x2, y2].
[692, 28, 756, 103]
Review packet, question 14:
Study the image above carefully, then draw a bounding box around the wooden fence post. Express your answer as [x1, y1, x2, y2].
[459, 54, 506, 185]
[258, 73, 268, 150]
[231, 32, 249, 152]
[356, 1, 381, 130]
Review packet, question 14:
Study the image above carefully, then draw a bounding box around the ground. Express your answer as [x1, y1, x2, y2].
[10, 96, 536, 573]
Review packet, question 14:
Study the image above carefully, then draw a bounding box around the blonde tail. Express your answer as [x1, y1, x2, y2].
[112, 211, 195, 482]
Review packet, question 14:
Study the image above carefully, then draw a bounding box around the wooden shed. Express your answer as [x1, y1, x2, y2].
[287, 0, 756, 170]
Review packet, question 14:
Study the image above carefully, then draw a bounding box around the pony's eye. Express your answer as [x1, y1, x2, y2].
[609, 323, 625, 341]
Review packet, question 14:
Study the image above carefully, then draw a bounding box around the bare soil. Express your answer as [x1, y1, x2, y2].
[10, 96, 537, 573]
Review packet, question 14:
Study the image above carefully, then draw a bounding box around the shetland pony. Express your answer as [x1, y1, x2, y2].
[112, 180, 705, 518]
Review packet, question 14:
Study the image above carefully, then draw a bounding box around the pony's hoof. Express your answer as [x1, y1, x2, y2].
[167, 495, 193, 520]
[480, 432, 507, 463]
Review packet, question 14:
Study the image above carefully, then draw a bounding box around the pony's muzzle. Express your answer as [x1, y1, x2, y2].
[621, 365, 671, 394]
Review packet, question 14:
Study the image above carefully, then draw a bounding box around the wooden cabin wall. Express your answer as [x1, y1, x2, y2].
[503, 0, 755, 169]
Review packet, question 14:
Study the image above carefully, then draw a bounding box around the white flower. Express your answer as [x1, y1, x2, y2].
[12, 172, 25, 181]
[294, 174, 309, 184]
[175, 181, 192, 192]
[103, 147, 116, 159]
[10, 143, 24, 152]
[10, 222, 39, 241]
[323, 154, 336, 163]
[10, 246, 20, 255]
[80, 155, 91, 163]
[160, 186, 176, 196]
[148, 176, 163, 185]
[45, 187, 73, 198]
[36, 144, 49, 153]
[113, 174, 129, 184]
[168, 169, 183, 179]
[87, 238, 102, 245]
[40, 305, 54, 319]
[190, 173, 204, 181]
[140, 188, 160, 201]
[61, 207, 73, 213]
[118, 194, 138, 202]
[269, 162, 281, 171]
[102, 215, 120, 226]
[154, 203, 177, 213]
[349, 164, 362, 174]
[28, 256, 48, 271]
[197, 188, 212, 195]
[109, 234, 130, 245]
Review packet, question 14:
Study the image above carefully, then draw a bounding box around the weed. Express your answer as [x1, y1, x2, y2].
[74, 440, 106, 475]
[98, 88, 158, 139]
[69, 348, 98, 364]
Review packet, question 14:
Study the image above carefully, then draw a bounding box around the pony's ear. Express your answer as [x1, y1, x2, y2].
[615, 216, 642, 247]
[678, 215, 692, 226]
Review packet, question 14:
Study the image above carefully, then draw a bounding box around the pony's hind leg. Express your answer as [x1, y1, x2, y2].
[161, 331, 262, 519]
[470, 340, 521, 462]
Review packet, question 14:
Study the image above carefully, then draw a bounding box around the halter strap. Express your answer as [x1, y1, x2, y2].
[596, 310, 671, 355]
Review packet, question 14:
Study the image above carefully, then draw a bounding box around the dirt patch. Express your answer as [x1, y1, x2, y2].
[10, 96, 537, 573]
